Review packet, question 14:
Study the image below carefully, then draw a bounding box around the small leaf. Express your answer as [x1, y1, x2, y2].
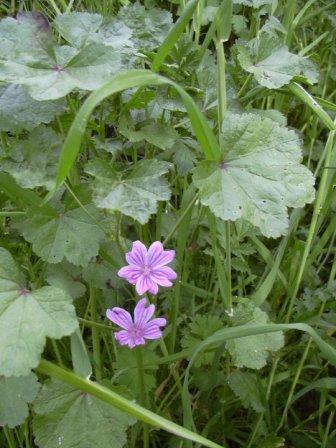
[0, 373, 40, 427]
[121, 122, 179, 151]
[193, 112, 315, 238]
[45, 262, 86, 299]
[85, 159, 171, 224]
[0, 248, 78, 376]
[226, 299, 284, 369]
[228, 370, 265, 412]
[237, 33, 318, 89]
[0, 84, 66, 132]
[33, 379, 135, 448]
[2, 126, 62, 191]
[14, 205, 106, 266]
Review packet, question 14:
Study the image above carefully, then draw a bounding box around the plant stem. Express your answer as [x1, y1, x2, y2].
[90, 285, 102, 381]
[136, 347, 149, 448]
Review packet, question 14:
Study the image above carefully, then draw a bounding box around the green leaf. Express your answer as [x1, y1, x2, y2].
[117, 2, 173, 51]
[54, 12, 133, 53]
[233, 0, 273, 7]
[193, 112, 315, 238]
[14, 205, 106, 266]
[0, 84, 66, 132]
[33, 379, 135, 448]
[0, 13, 121, 100]
[258, 434, 285, 448]
[181, 315, 223, 367]
[0, 248, 78, 376]
[121, 122, 179, 150]
[85, 159, 171, 224]
[0, 373, 40, 427]
[226, 300, 284, 369]
[228, 370, 265, 412]
[2, 126, 62, 191]
[114, 348, 159, 396]
[45, 262, 86, 299]
[237, 33, 318, 89]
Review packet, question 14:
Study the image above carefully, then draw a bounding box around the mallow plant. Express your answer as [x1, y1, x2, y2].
[0, 1, 335, 448]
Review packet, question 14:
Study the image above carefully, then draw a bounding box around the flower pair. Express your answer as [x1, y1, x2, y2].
[106, 241, 176, 349]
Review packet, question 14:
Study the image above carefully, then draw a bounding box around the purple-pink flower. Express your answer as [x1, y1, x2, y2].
[118, 241, 177, 295]
[106, 298, 167, 348]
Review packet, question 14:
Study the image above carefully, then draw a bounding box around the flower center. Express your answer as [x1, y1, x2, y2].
[130, 325, 143, 339]
[141, 265, 151, 276]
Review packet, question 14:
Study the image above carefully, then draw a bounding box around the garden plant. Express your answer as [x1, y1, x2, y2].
[0, 0, 336, 447]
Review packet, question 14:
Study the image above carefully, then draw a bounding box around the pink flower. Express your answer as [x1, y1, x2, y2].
[118, 241, 177, 295]
[106, 298, 167, 348]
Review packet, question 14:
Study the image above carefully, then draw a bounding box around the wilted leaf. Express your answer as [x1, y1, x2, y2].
[33, 379, 135, 448]
[2, 126, 62, 191]
[0, 373, 40, 427]
[228, 370, 265, 412]
[0, 248, 78, 376]
[237, 33, 318, 89]
[14, 205, 107, 266]
[226, 299, 284, 369]
[0, 84, 66, 132]
[193, 112, 315, 238]
[85, 159, 171, 224]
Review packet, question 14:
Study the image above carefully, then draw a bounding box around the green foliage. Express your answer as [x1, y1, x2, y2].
[113, 348, 159, 395]
[0, 12, 121, 100]
[193, 112, 315, 237]
[0, 248, 78, 376]
[228, 370, 265, 412]
[181, 315, 224, 367]
[2, 126, 62, 191]
[0, 84, 66, 132]
[85, 159, 171, 224]
[237, 32, 318, 89]
[33, 379, 135, 448]
[0, 373, 40, 427]
[226, 299, 284, 369]
[14, 204, 107, 266]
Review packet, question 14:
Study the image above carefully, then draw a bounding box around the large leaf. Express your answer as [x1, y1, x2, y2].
[54, 12, 134, 55]
[226, 300, 284, 369]
[0, 13, 121, 100]
[0, 248, 78, 376]
[117, 2, 172, 51]
[2, 126, 62, 191]
[14, 205, 106, 266]
[193, 112, 315, 237]
[85, 159, 171, 224]
[0, 373, 40, 427]
[237, 33, 318, 89]
[0, 84, 66, 132]
[33, 379, 135, 448]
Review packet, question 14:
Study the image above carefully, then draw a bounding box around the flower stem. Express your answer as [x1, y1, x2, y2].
[135, 347, 149, 448]
[90, 285, 102, 381]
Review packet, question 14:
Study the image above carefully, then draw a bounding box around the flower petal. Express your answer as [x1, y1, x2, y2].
[125, 241, 147, 266]
[153, 249, 175, 268]
[117, 265, 142, 284]
[134, 336, 146, 347]
[134, 298, 155, 327]
[147, 241, 164, 266]
[143, 321, 166, 340]
[148, 281, 159, 295]
[106, 307, 133, 330]
[149, 317, 167, 328]
[151, 266, 177, 287]
[114, 330, 132, 346]
[135, 275, 153, 295]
